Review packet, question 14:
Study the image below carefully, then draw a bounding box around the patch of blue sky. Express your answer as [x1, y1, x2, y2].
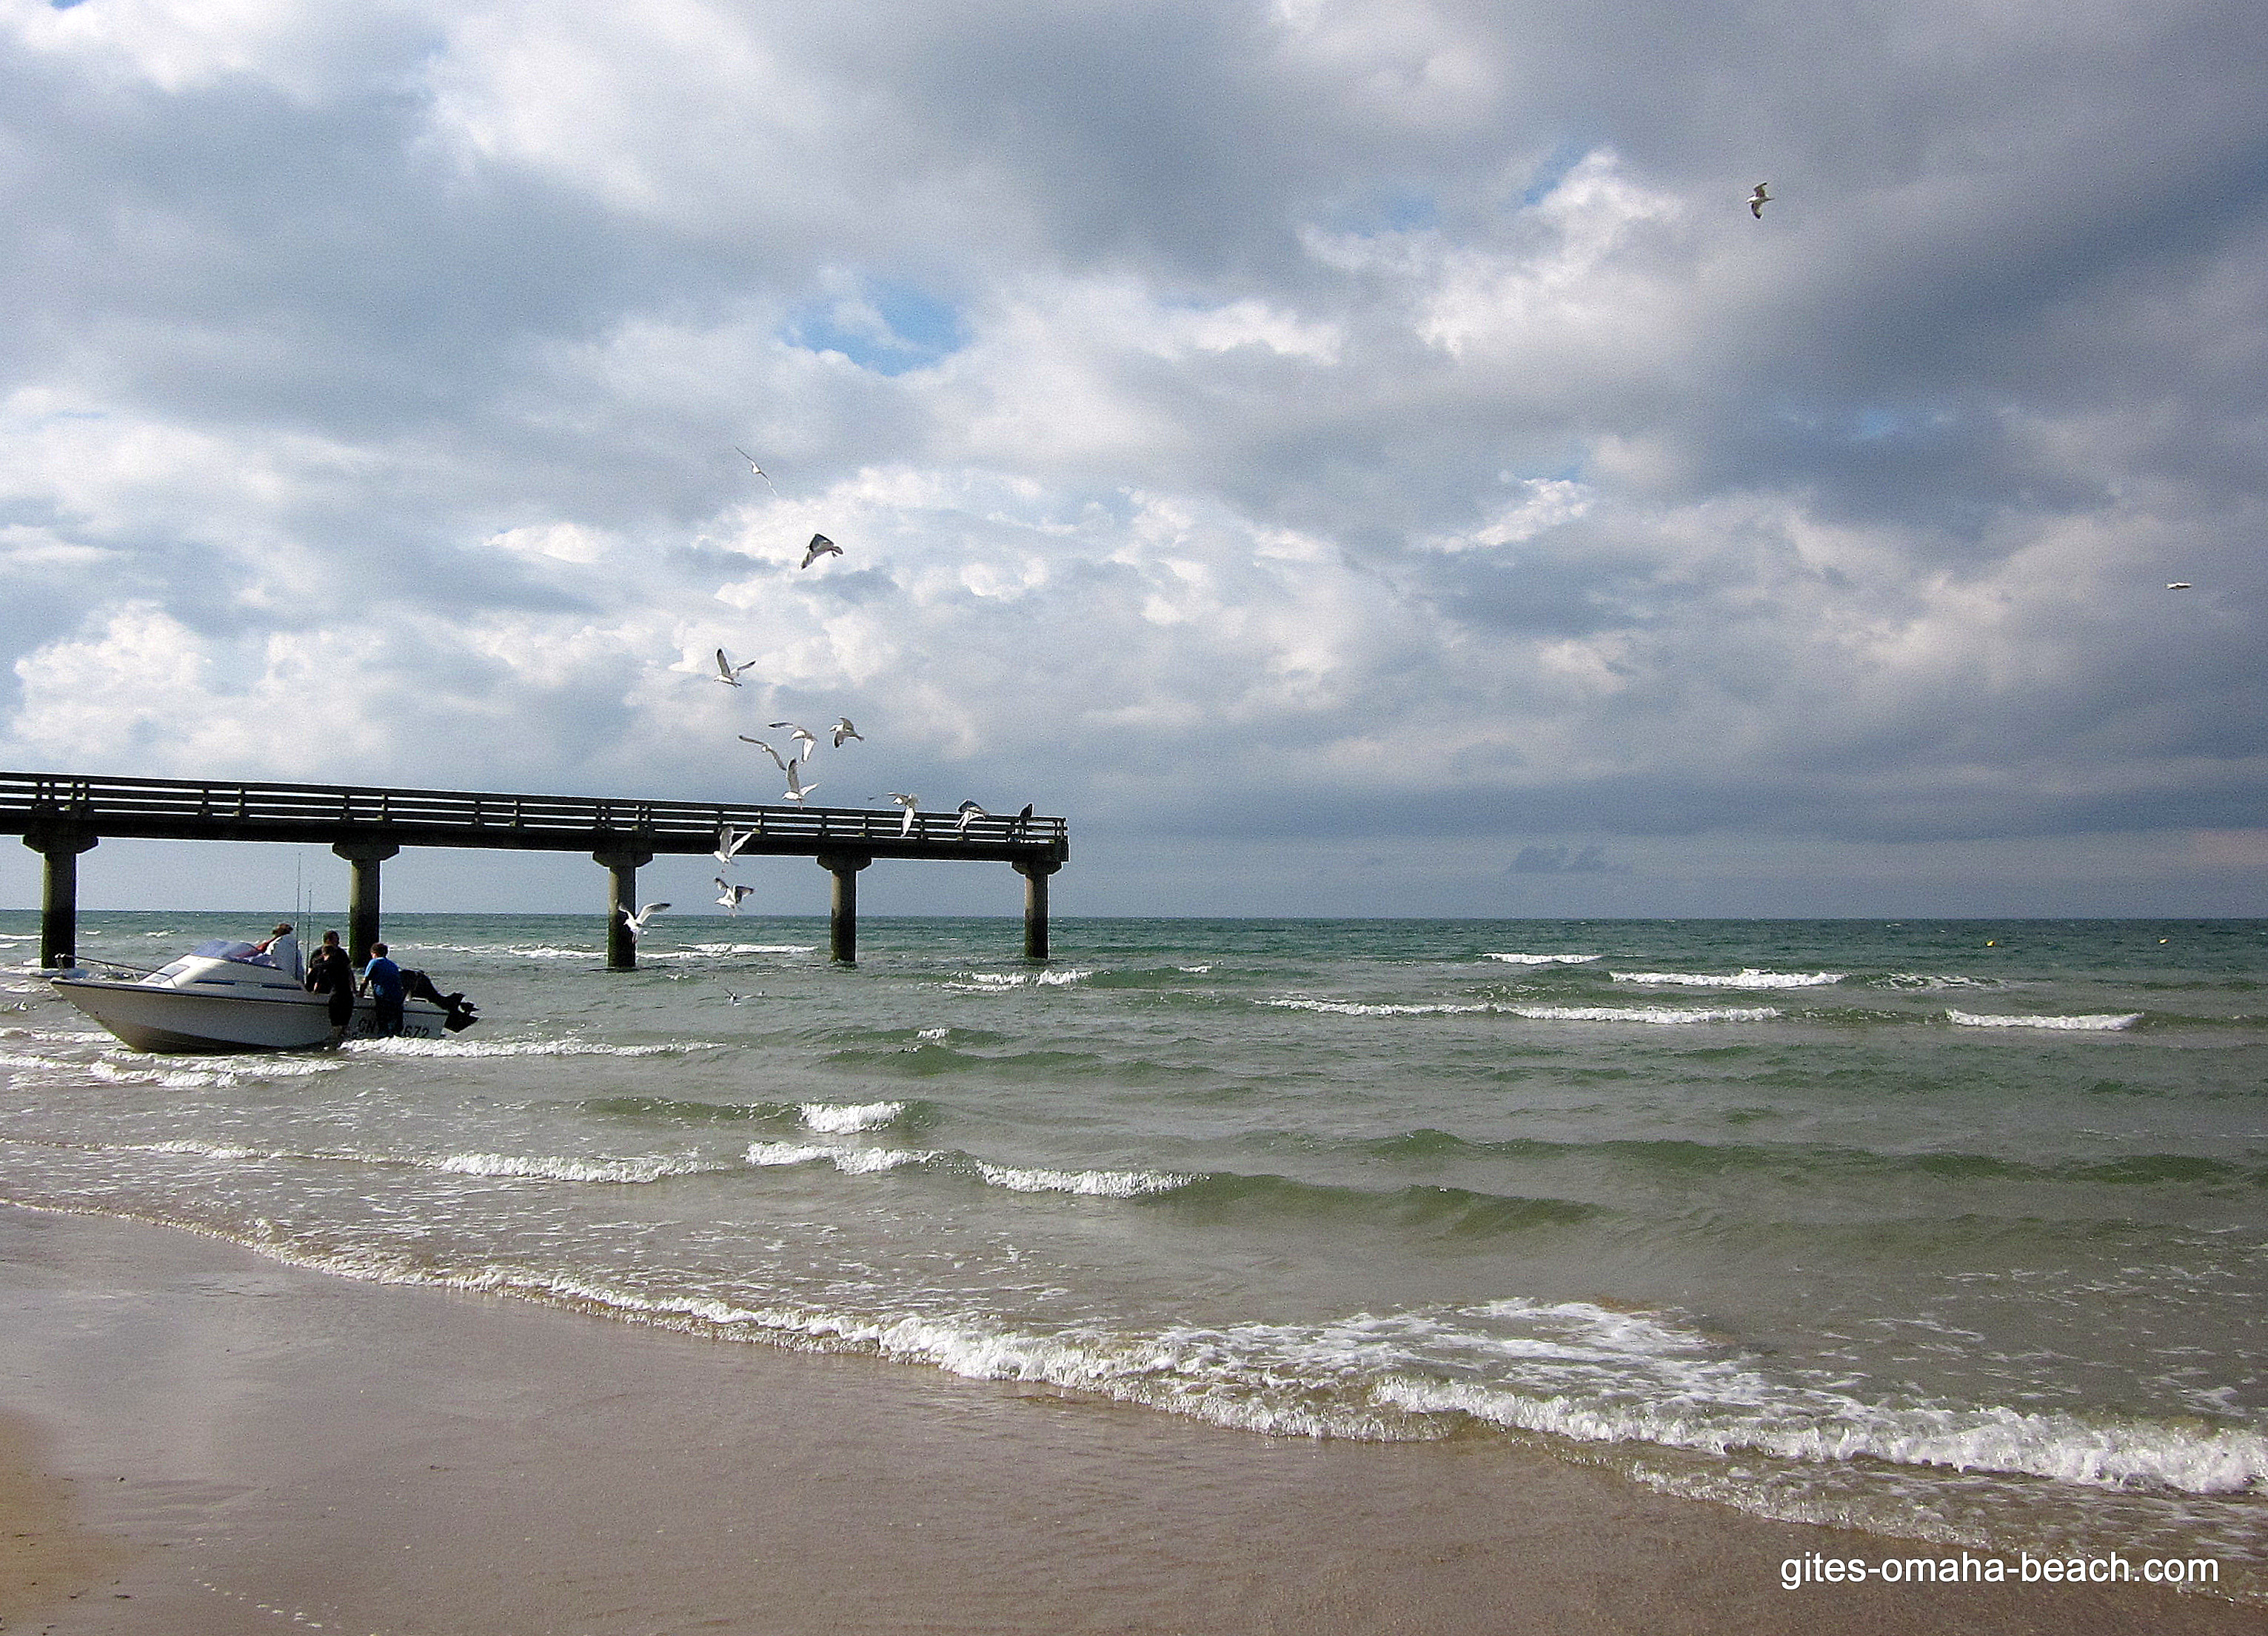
[1516, 141, 1592, 209]
[784, 283, 966, 377]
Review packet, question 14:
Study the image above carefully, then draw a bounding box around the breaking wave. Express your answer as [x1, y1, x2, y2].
[1947, 1010, 2144, 1032]
[1611, 969, 1844, 989]
[1264, 998, 1781, 1025]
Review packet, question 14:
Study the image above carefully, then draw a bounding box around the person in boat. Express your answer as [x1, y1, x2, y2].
[304, 929, 356, 1045]
[250, 922, 303, 982]
[359, 941, 405, 1037]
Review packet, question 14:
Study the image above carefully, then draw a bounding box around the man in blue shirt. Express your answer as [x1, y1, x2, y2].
[359, 942, 405, 1036]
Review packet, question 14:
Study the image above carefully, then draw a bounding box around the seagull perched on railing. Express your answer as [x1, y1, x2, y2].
[620, 902, 671, 940]
[714, 648, 758, 687]
[955, 800, 990, 837]
[801, 534, 842, 569]
[769, 722, 822, 764]
[829, 717, 862, 747]
[732, 448, 780, 496]
[714, 878, 759, 915]
[1012, 802, 1035, 835]
[885, 792, 920, 836]
[713, 824, 756, 866]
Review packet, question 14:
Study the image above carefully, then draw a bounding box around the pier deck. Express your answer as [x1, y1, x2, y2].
[3, 771, 1068, 969]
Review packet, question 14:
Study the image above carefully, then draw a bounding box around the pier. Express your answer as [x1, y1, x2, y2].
[3, 771, 1068, 970]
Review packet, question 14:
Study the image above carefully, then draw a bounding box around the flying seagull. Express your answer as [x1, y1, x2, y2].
[886, 792, 920, 837]
[740, 735, 789, 772]
[714, 648, 758, 687]
[781, 759, 819, 804]
[714, 878, 759, 915]
[955, 800, 990, 838]
[620, 901, 671, 939]
[712, 824, 756, 867]
[1749, 182, 1771, 218]
[2167, 581, 2194, 590]
[769, 721, 821, 764]
[732, 448, 780, 496]
[800, 533, 843, 569]
[829, 717, 863, 747]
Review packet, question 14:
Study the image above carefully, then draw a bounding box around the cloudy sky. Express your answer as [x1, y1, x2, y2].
[3, 0, 2264, 920]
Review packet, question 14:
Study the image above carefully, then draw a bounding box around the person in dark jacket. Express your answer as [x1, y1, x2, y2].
[304, 929, 356, 1045]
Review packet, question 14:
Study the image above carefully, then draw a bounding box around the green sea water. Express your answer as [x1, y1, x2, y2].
[4, 913, 2264, 1595]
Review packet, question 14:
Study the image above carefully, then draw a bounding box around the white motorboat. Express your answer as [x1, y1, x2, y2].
[53, 940, 478, 1054]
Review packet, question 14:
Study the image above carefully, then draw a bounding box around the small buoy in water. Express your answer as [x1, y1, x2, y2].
[1985, 940, 1996, 946]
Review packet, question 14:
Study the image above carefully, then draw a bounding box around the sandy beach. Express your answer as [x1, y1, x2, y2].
[0, 1205, 2255, 1635]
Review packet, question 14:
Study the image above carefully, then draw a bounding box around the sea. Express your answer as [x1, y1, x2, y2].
[2, 912, 2264, 1597]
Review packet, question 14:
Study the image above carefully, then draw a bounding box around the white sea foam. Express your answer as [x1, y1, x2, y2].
[914, 1026, 949, 1041]
[345, 1037, 716, 1058]
[740, 1141, 1189, 1196]
[411, 943, 594, 961]
[144, 1229, 2268, 1504]
[970, 1161, 1194, 1198]
[87, 1056, 344, 1089]
[1178, 964, 1214, 973]
[797, 1101, 909, 1134]
[1611, 969, 1844, 989]
[435, 1152, 727, 1184]
[1263, 998, 1779, 1025]
[1946, 1009, 2143, 1031]
[604, 1288, 2268, 1495]
[123, 1138, 272, 1161]
[655, 943, 819, 958]
[1505, 1004, 1781, 1024]
[1263, 999, 1495, 1018]
[744, 1140, 938, 1174]
[1484, 952, 1600, 964]
[951, 969, 1096, 991]
[743, 1141, 835, 1167]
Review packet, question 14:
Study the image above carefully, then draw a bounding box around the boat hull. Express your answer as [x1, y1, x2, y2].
[53, 978, 449, 1053]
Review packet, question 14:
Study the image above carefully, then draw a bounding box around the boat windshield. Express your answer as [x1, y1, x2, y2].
[144, 940, 275, 984]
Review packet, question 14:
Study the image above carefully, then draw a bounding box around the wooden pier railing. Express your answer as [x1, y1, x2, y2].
[4, 771, 1068, 969]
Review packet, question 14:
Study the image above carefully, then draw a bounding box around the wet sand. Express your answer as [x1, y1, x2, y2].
[0, 1204, 2258, 1635]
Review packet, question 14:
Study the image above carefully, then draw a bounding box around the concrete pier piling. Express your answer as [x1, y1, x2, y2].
[818, 852, 870, 965]
[595, 846, 654, 971]
[25, 827, 97, 970]
[1017, 860, 1059, 961]
[333, 838, 400, 966]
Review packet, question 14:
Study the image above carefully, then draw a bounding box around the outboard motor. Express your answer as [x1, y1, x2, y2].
[401, 969, 480, 1032]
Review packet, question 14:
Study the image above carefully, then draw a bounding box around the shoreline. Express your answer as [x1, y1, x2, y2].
[1, 1203, 2261, 1635]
